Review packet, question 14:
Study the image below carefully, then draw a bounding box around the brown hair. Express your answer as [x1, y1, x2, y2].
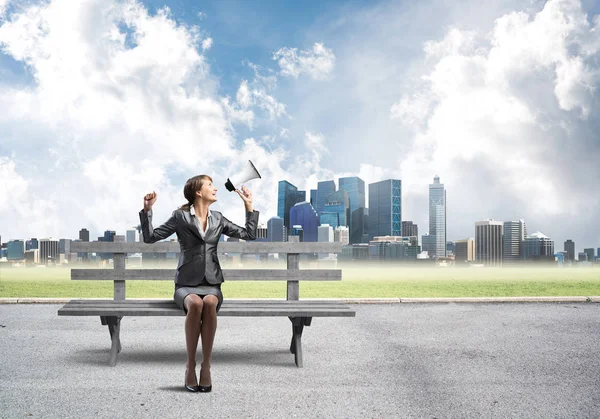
[178, 175, 213, 211]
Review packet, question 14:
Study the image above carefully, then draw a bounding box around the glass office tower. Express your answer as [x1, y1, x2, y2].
[289, 202, 319, 242]
[315, 180, 336, 216]
[368, 179, 402, 239]
[429, 175, 446, 258]
[277, 180, 306, 233]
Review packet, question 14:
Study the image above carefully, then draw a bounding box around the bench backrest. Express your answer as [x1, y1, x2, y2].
[71, 236, 343, 301]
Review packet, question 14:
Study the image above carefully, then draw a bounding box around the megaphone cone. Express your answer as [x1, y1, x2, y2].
[225, 160, 262, 192]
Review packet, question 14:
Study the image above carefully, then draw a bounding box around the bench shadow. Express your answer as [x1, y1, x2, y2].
[69, 347, 294, 368]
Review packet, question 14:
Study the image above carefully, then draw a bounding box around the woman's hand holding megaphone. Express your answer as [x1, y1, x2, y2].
[235, 186, 253, 212]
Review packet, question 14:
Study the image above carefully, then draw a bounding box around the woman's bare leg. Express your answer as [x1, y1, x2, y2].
[199, 295, 219, 386]
[184, 294, 204, 386]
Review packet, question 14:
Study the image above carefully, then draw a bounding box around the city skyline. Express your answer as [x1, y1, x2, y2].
[0, 0, 599, 251]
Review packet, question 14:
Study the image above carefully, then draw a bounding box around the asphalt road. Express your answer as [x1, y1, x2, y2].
[1, 303, 599, 418]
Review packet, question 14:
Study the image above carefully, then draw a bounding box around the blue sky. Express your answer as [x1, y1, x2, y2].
[0, 0, 599, 253]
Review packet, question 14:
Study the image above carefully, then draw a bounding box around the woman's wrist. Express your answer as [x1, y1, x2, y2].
[244, 203, 253, 212]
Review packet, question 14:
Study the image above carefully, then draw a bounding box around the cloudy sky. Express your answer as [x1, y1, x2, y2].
[0, 0, 599, 252]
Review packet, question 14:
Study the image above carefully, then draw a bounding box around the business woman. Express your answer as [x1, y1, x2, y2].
[139, 175, 259, 393]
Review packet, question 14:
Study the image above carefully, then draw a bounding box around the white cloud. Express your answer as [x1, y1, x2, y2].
[273, 42, 335, 80]
[0, 0, 283, 239]
[391, 0, 600, 242]
[201, 37, 212, 50]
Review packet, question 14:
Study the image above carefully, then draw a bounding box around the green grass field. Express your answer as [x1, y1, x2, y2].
[1, 265, 599, 298]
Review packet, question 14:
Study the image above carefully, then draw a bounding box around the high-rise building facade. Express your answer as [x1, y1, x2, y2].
[126, 230, 136, 242]
[401, 221, 418, 239]
[267, 217, 284, 242]
[455, 238, 475, 263]
[289, 202, 319, 242]
[310, 189, 317, 207]
[521, 232, 555, 262]
[315, 180, 336, 216]
[322, 189, 350, 227]
[475, 220, 503, 266]
[39, 238, 59, 265]
[429, 175, 446, 258]
[339, 177, 366, 244]
[351, 207, 369, 244]
[503, 220, 527, 265]
[26, 238, 39, 251]
[422, 233, 436, 257]
[277, 181, 306, 233]
[79, 228, 90, 242]
[368, 179, 401, 239]
[7, 240, 25, 260]
[583, 248, 595, 262]
[564, 240, 575, 262]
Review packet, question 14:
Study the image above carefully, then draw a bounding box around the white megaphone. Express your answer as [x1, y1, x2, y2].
[225, 160, 262, 192]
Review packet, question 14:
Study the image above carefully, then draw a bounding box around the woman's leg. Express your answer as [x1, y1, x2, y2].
[199, 294, 219, 386]
[184, 294, 204, 386]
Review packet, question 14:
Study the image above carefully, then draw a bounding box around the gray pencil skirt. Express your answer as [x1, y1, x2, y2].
[174, 279, 223, 315]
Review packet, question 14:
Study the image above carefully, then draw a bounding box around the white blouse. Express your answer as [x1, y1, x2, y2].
[190, 206, 213, 240]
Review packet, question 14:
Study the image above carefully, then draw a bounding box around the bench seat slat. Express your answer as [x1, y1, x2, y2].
[58, 308, 355, 317]
[71, 269, 342, 281]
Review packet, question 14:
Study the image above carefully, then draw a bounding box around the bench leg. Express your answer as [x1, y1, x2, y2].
[288, 317, 312, 368]
[100, 316, 122, 366]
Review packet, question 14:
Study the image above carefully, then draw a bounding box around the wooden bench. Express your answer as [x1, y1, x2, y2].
[58, 238, 355, 367]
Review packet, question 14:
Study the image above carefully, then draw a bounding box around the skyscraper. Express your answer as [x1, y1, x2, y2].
[351, 207, 370, 244]
[503, 220, 527, 265]
[401, 221, 418, 239]
[368, 179, 401, 239]
[39, 238, 59, 265]
[267, 217, 284, 242]
[475, 220, 503, 266]
[289, 202, 319, 242]
[26, 238, 39, 251]
[79, 228, 90, 242]
[564, 240, 575, 262]
[7, 240, 25, 260]
[429, 175, 446, 258]
[310, 189, 317, 207]
[277, 181, 306, 233]
[339, 177, 366, 243]
[583, 248, 595, 262]
[321, 189, 350, 228]
[521, 232, 555, 262]
[315, 180, 336, 216]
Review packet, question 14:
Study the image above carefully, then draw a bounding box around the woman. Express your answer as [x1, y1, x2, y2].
[139, 175, 259, 393]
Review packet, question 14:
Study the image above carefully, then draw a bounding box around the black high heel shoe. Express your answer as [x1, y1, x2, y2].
[198, 367, 212, 393]
[185, 369, 199, 393]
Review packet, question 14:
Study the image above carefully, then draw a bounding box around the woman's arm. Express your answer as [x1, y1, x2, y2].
[222, 211, 259, 240]
[223, 185, 259, 240]
[138, 191, 177, 243]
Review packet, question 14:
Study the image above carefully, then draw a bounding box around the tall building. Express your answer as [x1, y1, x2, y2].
[339, 177, 366, 244]
[583, 248, 595, 262]
[401, 221, 418, 239]
[446, 241, 455, 256]
[475, 220, 503, 266]
[578, 252, 588, 262]
[267, 217, 284, 242]
[315, 180, 336, 216]
[79, 228, 90, 242]
[521, 232, 555, 262]
[368, 179, 401, 239]
[289, 202, 319, 242]
[7, 240, 25, 260]
[422, 234, 436, 257]
[318, 225, 334, 242]
[39, 238, 59, 265]
[321, 189, 350, 228]
[26, 238, 39, 251]
[503, 220, 527, 265]
[429, 175, 446, 258]
[277, 181, 306, 233]
[564, 240, 575, 262]
[455, 238, 475, 263]
[351, 207, 370, 244]
[59, 239, 72, 262]
[310, 189, 317, 207]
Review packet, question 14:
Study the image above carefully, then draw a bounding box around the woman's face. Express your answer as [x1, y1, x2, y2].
[197, 179, 218, 204]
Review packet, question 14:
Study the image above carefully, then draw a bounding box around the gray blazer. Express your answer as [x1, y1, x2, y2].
[139, 208, 259, 286]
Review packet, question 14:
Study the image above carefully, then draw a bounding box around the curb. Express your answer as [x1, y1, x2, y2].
[1, 297, 599, 304]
